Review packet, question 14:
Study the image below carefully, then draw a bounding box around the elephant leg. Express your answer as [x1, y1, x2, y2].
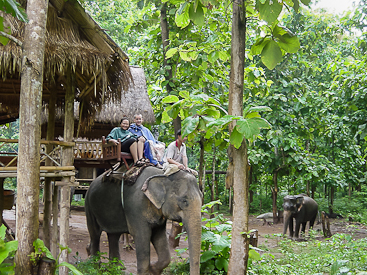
[309, 214, 317, 229]
[301, 222, 307, 236]
[289, 217, 294, 237]
[150, 226, 170, 275]
[295, 221, 301, 238]
[107, 232, 122, 260]
[86, 216, 102, 256]
[134, 229, 152, 275]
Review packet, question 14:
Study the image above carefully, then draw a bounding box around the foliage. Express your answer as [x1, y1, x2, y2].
[73, 252, 127, 275]
[0, 225, 17, 275]
[249, 234, 367, 274]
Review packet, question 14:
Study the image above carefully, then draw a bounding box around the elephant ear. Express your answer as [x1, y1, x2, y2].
[143, 175, 167, 209]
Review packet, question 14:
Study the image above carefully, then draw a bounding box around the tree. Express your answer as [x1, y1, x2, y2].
[15, 0, 48, 273]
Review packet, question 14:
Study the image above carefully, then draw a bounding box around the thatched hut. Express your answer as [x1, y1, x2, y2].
[0, 0, 154, 132]
[40, 65, 155, 139]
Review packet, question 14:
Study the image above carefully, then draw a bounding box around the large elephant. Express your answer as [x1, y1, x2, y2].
[282, 194, 318, 238]
[85, 166, 202, 275]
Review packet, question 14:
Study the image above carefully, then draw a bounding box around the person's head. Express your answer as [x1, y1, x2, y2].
[177, 129, 187, 143]
[120, 117, 130, 130]
[134, 114, 143, 126]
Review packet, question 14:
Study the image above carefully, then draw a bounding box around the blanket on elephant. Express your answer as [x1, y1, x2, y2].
[123, 163, 154, 186]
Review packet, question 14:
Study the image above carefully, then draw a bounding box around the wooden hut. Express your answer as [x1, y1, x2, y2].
[0, 0, 154, 269]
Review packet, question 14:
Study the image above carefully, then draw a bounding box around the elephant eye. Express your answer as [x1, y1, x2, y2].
[178, 197, 189, 209]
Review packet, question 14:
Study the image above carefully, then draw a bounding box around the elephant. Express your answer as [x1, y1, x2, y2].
[282, 194, 318, 238]
[85, 166, 202, 275]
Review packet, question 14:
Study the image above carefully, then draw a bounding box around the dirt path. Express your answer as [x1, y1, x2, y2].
[3, 209, 367, 275]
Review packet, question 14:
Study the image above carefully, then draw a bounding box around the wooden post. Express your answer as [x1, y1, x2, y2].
[59, 65, 75, 275]
[51, 184, 59, 258]
[43, 86, 56, 249]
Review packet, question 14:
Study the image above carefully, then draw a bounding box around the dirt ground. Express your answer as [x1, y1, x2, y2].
[3, 208, 367, 275]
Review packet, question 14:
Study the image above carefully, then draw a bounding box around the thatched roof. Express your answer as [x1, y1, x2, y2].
[41, 66, 155, 139]
[0, 0, 132, 128]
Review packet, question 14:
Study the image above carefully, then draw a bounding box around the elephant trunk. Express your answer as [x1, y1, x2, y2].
[182, 208, 201, 275]
[283, 210, 292, 235]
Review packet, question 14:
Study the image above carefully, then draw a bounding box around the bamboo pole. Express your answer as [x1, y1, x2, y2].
[44, 88, 56, 249]
[59, 64, 75, 275]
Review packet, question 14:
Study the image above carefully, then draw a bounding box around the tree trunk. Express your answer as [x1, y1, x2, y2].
[348, 182, 351, 201]
[272, 170, 278, 224]
[227, 1, 247, 274]
[15, 0, 48, 273]
[59, 65, 75, 275]
[210, 145, 216, 216]
[198, 137, 205, 196]
[0, 178, 4, 226]
[43, 88, 56, 249]
[249, 165, 253, 204]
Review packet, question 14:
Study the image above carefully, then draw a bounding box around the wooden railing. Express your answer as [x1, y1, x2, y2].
[74, 141, 103, 159]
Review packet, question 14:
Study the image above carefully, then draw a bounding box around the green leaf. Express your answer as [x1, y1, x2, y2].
[179, 51, 192, 61]
[200, 250, 217, 263]
[244, 106, 272, 117]
[165, 48, 178, 59]
[3, 0, 28, 22]
[261, 40, 282, 70]
[0, 225, 6, 239]
[167, 102, 180, 119]
[179, 90, 190, 99]
[189, 2, 205, 26]
[208, 51, 219, 63]
[58, 262, 83, 275]
[175, 3, 190, 28]
[251, 37, 270, 56]
[182, 116, 200, 136]
[258, 0, 283, 25]
[292, 0, 299, 12]
[300, 0, 311, 6]
[236, 117, 271, 139]
[0, 18, 9, 46]
[206, 115, 240, 128]
[277, 33, 300, 53]
[249, 249, 261, 261]
[229, 127, 244, 149]
[162, 110, 173, 123]
[162, 95, 179, 103]
[215, 257, 229, 271]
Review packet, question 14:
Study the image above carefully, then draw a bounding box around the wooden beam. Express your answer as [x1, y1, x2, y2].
[0, 166, 75, 171]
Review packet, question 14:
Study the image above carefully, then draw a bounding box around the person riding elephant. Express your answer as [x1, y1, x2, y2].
[85, 165, 202, 275]
[106, 117, 146, 166]
[129, 113, 164, 168]
[283, 194, 318, 238]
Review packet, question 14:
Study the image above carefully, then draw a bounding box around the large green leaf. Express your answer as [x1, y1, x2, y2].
[162, 95, 179, 103]
[250, 37, 270, 55]
[182, 116, 200, 136]
[162, 110, 173, 123]
[206, 115, 240, 128]
[215, 256, 229, 271]
[261, 40, 282, 70]
[277, 33, 300, 53]
[200, 250, 217, 263]
[229, 127, 244, 149]
[258, 0, 283, 25]
[0, 17, 9, 46]
[175, 3, 190, 28]
[165, 48, 178, 59]
[249, 249, 261, 261]
[189, 1, 205, 26]
[236, 117, 271, 139]
[244, 105, 272, 117]
[212, 235, 231, 253]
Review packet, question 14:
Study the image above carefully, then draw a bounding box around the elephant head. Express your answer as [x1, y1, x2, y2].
[142, 171, 202, 275]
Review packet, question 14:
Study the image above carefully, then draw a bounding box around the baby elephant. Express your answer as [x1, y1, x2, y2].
[283, 194, 318, 238]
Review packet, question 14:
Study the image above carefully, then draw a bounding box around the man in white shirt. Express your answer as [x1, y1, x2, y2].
[164, 129, 188, 170]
